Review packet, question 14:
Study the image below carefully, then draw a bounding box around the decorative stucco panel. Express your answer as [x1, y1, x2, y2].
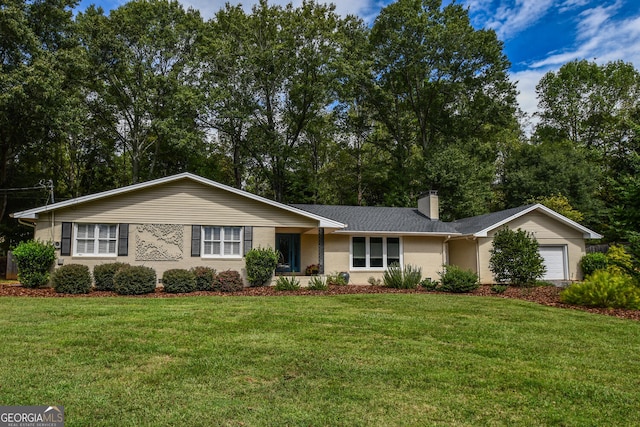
[136, 224, 184, 261]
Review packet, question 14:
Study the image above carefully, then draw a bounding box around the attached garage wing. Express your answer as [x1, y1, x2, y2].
[539, 246, 568, 280]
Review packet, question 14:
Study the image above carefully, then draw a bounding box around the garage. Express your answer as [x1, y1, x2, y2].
[539, 246, 567, 280]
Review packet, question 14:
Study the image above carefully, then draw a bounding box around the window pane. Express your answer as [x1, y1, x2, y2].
[225, 242, 240, 255]
[387, 238, 400, 265]
[226, 227, 240, 241]
[204, 242, 213, 255]
[370, 237, 383, 267]
[98, 240, 108, 253]
[98, 225, 109, 239]
[352, 237, 366, 267]
[108, 225, 117, 238]
[204, 227, 212, 240]
[212, 242, 221, 255]
[77, 240, 89, 254]
[108, 240, 116, 253]
[213, 227, 221, 241]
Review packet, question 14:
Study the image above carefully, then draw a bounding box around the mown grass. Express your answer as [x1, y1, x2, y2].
[1, 294, 639, 426]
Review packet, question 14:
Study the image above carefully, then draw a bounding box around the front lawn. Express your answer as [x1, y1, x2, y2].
[1, 294, 639, 426]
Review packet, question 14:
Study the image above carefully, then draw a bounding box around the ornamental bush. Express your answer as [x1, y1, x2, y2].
[275, 276, 300, 291]
[606, 245, 635, 277]
[420, 277, 439, 290]
[382, 263, 422, 289]
[12, 240, 57, 288]
[489, 227, 546, 286]
[560, 270, 640, 309]
[326, 272, 347, 286]
[438, 265, 479, 293]
[245, 247, 279, 287]
[579, 253, 608, 277]
[190, 266, 216, 291]
[93, 262, 130, 291]
[162, 269, 196, 293]
[213, 270, 244, 292]
[52, 264, 92, 294]
[307, 275, 328, 290]
[113, 266, 156, 295]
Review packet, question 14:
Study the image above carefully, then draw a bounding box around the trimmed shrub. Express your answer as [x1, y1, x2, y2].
[326, 272, 347, 286]
[308, 275, 328, 290]
[491, 284, 508, 294]
[489, 227, 546, 286]
[580, 252, 608, 277]
[190, 266, 216, 291]
[245, 247, 279, 287]
[275, 276, 300, 291]
[383, 263, 422, 289]
[93, 262, 130, 291]
[420, 278, 438, 291]
[113, 266, 156, 295]
[606, 245, 635, 277]
[12, 240, 57, 288]
[439, 265, 479, 293]
[560, 270, 640, 309]
[367, 276, 382, 286]
[163, 269, 196, 294]
[213, 270, 244, 292]
[52, 264, 92, 294]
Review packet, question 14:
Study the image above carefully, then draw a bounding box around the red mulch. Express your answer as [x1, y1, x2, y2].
[1, 283, 639, 321]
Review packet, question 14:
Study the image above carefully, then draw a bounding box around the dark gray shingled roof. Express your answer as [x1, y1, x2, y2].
[451, 205, 534, 235]
[291, 204, 460, 234]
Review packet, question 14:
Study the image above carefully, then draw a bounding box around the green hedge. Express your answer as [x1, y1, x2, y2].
[439, 265, 479, 293]
[190, 266, 216, 291]
[560, 270, 640, 309]
[245, 247, 279, 287]
[52, 264, 92, 294]
[12, 240, 57, 288]
[163, 269, 196, 293]
[212, 270, 244, 292]
[93, 262, 130, 291]
[113, 266, 156, 295]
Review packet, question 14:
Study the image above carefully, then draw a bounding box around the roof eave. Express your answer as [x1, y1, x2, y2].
[472, 204, 602, 239]
[334, 230, 461, 237]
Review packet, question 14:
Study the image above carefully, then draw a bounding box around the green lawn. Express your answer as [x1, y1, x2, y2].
[1, 294, 639, 426]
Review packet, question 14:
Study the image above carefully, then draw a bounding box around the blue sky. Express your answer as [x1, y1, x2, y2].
[77, 0, 640, 121]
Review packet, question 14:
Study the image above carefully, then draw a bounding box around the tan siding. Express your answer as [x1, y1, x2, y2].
[403, 236, 445, 282]
[323, 234, 350, 274]
[300, 233, 319, 273]
[448, 239, 478, 273]
[477, 212, 588, 283]
[51, 180, 318, 227]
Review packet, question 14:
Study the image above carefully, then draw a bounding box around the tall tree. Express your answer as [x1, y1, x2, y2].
[200, 0, 363, 202]
[0, 0, 79, 244]
[77, 0, 204, 184]
[367, 0, 518, 216]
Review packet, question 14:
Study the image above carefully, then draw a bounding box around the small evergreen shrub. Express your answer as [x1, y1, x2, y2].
[275, 276, 300, 291]
[93, 262, 130, 291]
[162, 269, 196, 294]
[52, 264, 92, 294]
[560, 270, 640, 309]
[367, 276, 382, 286]
[326, 272, 347, 286]
[489, 227, 546, 286]
[606, 245, 635, 277]
[491, 284, 508, 294]
[307, 275, 328, 290]
[213, 270, 244, 292]
[190, 266, 216, 291]
[439, 265, 479, 293]
[113, 266, 156, 295]
[420, 278, 438, 290]
[245, 247, 279, 287]
[12, 240, 57, 288]
[580, 252, 608, 277]
[383, 263, 422, 289]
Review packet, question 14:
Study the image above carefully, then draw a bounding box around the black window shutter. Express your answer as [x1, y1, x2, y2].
[118, 224, 129, 256]
[61, 222, 72, 256]
[243, 226, 253, 256]
[191, 225, 201, 257]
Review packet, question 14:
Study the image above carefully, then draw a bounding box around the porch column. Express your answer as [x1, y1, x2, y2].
[318, 228, 325, 274]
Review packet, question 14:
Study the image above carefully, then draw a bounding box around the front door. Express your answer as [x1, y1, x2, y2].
[276, 233, 301, 273]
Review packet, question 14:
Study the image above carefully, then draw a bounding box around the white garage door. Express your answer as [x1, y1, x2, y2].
[539, 246, 567, 280]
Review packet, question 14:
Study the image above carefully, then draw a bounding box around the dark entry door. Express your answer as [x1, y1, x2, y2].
[275, 233, 301, 273]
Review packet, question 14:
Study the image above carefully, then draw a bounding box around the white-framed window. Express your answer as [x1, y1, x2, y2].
[74, 224, 118, 256]
[350, 236, 402, 270]
[202, 226, 242, 258]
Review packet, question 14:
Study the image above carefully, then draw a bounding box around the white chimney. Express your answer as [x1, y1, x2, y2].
[418, 190, 439, 220]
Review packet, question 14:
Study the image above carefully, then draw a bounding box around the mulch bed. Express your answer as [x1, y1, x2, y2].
[1, 283, 639, 321]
